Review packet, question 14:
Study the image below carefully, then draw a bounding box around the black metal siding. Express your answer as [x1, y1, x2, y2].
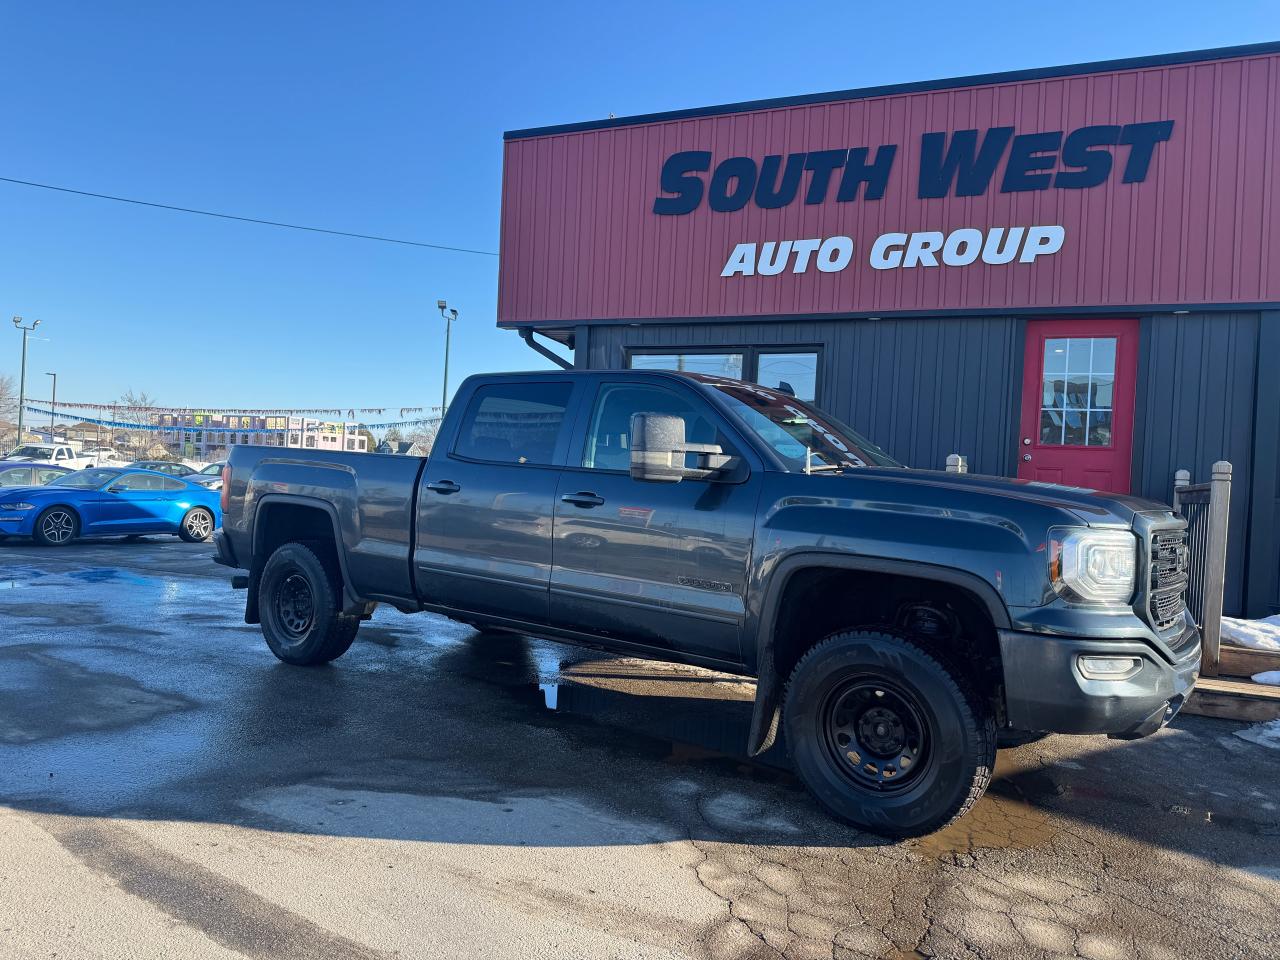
[586, 316, 1021, 477]
[1246, 312, 1280, 616]
[1132, 312, 1260, 615]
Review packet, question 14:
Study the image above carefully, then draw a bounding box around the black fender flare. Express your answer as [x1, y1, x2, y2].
[248, 494, 363, 621]
[746, 552, 1012, 756]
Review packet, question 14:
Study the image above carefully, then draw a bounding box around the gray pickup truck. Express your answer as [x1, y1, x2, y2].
[215, 369, 1199, 836]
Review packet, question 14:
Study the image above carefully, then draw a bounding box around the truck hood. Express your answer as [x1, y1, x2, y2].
[847, 467, 1172, 525]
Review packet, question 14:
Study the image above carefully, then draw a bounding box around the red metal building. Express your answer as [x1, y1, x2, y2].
[498, 43, 1280, 616]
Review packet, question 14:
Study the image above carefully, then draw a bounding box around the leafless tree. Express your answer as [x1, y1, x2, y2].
[117, 388, 158, 458]
[405, 419, 441, 455]
[0, 372, 16, 447]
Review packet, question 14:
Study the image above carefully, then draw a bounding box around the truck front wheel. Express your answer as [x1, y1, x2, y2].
[259, 543, 359, 665]
[784, 630, 995, 837]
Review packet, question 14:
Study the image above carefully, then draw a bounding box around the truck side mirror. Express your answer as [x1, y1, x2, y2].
[629, 412, 733, 483]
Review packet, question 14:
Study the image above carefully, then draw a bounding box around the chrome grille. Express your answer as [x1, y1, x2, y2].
[1148, 527, 1189, 632]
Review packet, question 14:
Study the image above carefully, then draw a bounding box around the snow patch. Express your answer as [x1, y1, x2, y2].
[1221, 614, 1280, 652]
[1251, 670, 1280, 686]
[1234, 719, 1280, 751]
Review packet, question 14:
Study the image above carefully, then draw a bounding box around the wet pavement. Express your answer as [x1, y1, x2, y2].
[1, 537, 1278, 959]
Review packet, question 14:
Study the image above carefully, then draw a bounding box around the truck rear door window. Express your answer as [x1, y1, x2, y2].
[453, 382, 573, 466]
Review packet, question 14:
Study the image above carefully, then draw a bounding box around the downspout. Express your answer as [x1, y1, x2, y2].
[518, 327, 574, 370]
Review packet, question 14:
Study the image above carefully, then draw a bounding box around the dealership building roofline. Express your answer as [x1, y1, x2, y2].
[504, 40, 1280, 140]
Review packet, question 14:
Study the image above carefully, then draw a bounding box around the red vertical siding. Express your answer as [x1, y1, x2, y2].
[498, 50, 1279, 324]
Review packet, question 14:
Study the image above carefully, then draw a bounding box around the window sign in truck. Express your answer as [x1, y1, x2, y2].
[215, 370, 1198, 837]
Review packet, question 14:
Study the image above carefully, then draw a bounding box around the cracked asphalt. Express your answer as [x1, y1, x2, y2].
[1, 538, 1278, 959]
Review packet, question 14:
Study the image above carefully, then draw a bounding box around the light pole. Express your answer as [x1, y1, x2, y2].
[12, 317, 41, 444]
[436, 300, 459, 414]
[46, 372, 57, 442]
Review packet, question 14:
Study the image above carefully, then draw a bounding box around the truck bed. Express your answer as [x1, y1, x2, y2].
[221, 446, 429, 603]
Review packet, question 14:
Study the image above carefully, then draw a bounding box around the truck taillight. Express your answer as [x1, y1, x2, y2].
[221, 465, 231, 513]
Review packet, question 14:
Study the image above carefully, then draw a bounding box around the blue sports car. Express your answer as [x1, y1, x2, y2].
[0, 467, 221, 546]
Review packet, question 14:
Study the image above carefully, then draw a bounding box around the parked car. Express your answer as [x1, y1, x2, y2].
[0, 467, 220, 545]
[81, 446, 126, 466]
[127, 459, 196, 477]
[192, 461, 227, 491]
[216, 370, 1197, 838]
[0, 463, 72, 487]
[4, 443, 94, 470]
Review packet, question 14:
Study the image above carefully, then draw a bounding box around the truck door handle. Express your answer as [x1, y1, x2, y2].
[561, 492, 605, 508]
[425, 480, 461, 495]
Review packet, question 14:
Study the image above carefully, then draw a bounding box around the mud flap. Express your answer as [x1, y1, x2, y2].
[747, 661, 782, 756]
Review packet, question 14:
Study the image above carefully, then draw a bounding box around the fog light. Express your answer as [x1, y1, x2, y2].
[1078, 655, 1142, 680]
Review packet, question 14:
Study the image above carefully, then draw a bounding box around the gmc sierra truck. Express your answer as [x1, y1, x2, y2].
[215, 370, 1199, 836]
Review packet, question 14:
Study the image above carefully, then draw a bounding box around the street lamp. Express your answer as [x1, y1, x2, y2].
[12, 316, 41, 444]
[46, 372, 57, 442]
[437, 300, 459, 414]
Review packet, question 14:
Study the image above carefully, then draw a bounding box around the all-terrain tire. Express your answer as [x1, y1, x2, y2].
[783, 630, 996, 838]
[178, 507, 215, 543]
[258, 542, 359, 665]
[33, 507, 80, 547]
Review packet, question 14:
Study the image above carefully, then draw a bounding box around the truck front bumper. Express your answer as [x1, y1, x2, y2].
[998, 624, 1200, 739]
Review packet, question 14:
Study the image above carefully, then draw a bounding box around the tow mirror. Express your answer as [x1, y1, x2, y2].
[629, 412, 734, 483]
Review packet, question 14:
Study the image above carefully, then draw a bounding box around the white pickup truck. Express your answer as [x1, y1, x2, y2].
[4, 443, 96, 469]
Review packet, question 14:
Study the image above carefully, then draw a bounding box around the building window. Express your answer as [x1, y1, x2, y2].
[756, 351, 818, 402]
[628, 347, 820, 402]
[629, 352, 744, 378]
[1039, 337, 1115, 447]
[304, 435, 316, 448]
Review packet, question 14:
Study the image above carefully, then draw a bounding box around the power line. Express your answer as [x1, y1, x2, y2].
[0, 176, 499, 256]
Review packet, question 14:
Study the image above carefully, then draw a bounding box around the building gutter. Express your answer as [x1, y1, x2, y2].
[517, 327, 574, 370]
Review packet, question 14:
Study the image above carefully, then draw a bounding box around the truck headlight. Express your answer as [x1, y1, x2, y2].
[0, 502, 36, 511]
[1050, 528, 1137, 604]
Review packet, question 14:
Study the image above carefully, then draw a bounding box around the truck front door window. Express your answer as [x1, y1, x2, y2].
[582, 384, 726, 471]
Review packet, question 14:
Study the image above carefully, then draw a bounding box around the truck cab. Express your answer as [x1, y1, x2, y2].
[4, 443, 90, 470]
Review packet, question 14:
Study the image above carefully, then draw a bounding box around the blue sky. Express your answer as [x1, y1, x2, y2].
[0, 1, 1274, 413]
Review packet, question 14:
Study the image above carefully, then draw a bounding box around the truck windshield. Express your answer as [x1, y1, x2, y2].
[707, 382, 901, 471]
[7, 446, 52, 458]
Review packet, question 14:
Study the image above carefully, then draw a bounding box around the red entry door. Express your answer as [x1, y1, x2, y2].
[1018, 319, 1139, 493]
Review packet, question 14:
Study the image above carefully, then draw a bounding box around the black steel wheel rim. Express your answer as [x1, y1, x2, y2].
[821, 677, 930, 793]
[275, 572, 315, 640]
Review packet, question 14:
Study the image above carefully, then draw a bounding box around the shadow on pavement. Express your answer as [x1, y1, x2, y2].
[3, 618, 1277, 868]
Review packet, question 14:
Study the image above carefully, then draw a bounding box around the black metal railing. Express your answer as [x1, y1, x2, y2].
[1173, 462, 1232, 673]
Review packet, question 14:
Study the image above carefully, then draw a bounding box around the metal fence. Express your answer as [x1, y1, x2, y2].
[1173, 461, 1232, 673]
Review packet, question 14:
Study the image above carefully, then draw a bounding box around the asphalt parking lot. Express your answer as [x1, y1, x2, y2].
[0, 538, 1277, 960]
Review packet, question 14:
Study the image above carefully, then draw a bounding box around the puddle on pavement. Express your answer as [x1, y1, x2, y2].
[914, 757, 1063, 857]
[0, 565, 51, 589]
[66, 569, 153, 586]
[0, 566, 154, 590]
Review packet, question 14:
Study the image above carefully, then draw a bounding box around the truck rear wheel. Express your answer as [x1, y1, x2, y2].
[783, 630, 995, 838]
[259, 542, 359, 665]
